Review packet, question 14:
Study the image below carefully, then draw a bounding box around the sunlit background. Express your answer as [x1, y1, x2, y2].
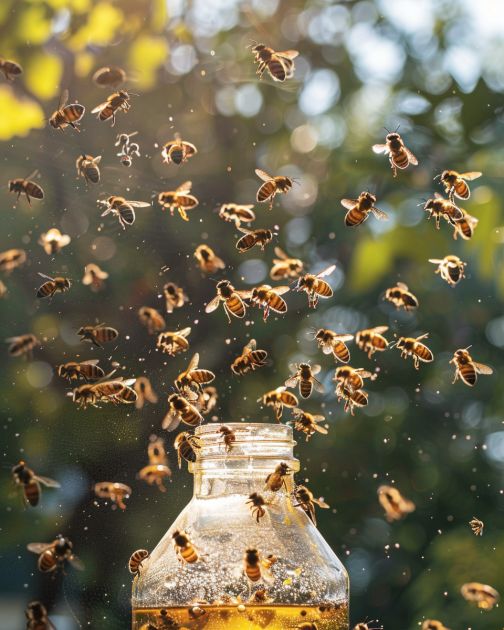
[1, 0, 503, 628]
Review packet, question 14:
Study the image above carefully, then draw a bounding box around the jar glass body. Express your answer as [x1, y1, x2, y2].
[132, 423, 349, 629]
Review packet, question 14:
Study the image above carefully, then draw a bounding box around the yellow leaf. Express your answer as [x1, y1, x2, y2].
[25, 52, 63, 100]
[128, 35, 169, 90]
[0, 86, 45, 140]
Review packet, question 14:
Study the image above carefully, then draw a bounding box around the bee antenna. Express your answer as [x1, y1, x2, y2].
[247, 39, 258, 49]
[433, 173, 441, 181]
[416, 197, 428, 207]
[383, 126, 390, 134]
[394, 124, 400, 132]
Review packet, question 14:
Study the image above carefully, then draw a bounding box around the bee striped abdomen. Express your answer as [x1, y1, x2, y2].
[392, 148, 410, 169]
[25, 182, 44, 199]
[268, 59, 287, 81]
[24, 481, 40, 506]
[257, 182, 276, 202]
[226, 295, 246, 317]
[300, 380, 313, 399]
[416, 343, 434, 362]
[345, 208, 366, 227]
[315, 280, 332, 297]
[95, 327, 118, 344]
[38, 550, 56, 572]
[454, 180, 470, 199]
[460, 364, 477, 386]
[333, 341, 350, 362]
[36, 282, 55, 299]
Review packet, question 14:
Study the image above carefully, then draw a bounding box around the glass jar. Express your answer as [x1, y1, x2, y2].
[132, 423, 349, 629]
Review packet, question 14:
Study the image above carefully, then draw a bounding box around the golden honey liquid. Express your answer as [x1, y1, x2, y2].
[133, 603, 348, 629]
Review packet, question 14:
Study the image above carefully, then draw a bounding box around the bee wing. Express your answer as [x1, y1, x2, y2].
[357, 370, 373, 379]
[128, 201, 151, 208]
[25, 169, 40, 181]
[322, 345, 333, 355]
[314, 497, 330, 509]
[34, 475, 61, 488]
[341, 198, 357, 210]
[405, 147, 418, 165]
[428, 258, 443, 264]
[284, 376, 299, 388]
[277, 50, 299, 60]
[335, 334, 354, 342]
[91, 101, 108, 114]
[312, 378, 325, 393]
[273, 246, 288, 260]
[187, 352, 200, 371]
[80, 359, 101, 366]
[236, 289, 253, 299]
[273, 285, 290, 295]
[27, 542, 53, 553]
[59, 234, 71, 247]
[162, 411, 182, 431]
[255, 168, 273, 182]
[372, 143, 388, 154]
[69, 555, 85, 571]
[311, 364, 322, 375]
[244, 338, 257, 352]
[313, 424, 329, 435]
[396, 281, 409, 290]
[205, 295, 221, 313]
[371, 325, 389, 334]
[179, 326, 192, 338]
[316, 265, 336, 278]
[460, 171, 482, 181]
[474, 362, 493, 375]
[433, 192, 444, 200]
[38, 272, 54, 281]
[415, 333, 429, 341]
[176, 181, 192, 194]
[59, 88, 69, 109]
[237, 226, 252, 235]
[371, 207, 389, 220]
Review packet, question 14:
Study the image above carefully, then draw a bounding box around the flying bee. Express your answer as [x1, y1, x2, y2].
[341, 191, 389, 227]
[8, 169, 44, 204]
[258, 387, 299, 421]
[82, 263, 108, 292]
[57, 359, 105, 382]
[285, 363, 324, 399]
[335, 383, 368, 415]
[460, 583, 499, 610]
[452, 208, 478, 240]
[49, 89, 85, 132]
[236, 227, 275, 253]
[218, 203, 256, 227]
[194, 244, 225, 274]
[77, 323, 118, 348]
[265, 462, 292, 492]
[378, 485, 415, 522]
[27, 535, 84, 573]
[6, 333, 39, 358]
[428, 255, 466, 287]
[25, 600, 55, 630]
[0, 281, 7, 299]
[0, 248, 27, 272]
[423, 194, 463, 230]
[313, 328, 353, 363]
[128, 549, 150, 575]
[174, 432, 202, 468]
[294, 484, 330, 527]
[231, 339, 268, 375]
[157, 327, 191, 357]
[450, 347, 493, 387]
[38, 228, 71, 256]
[163, 281, 188, 313]
[158, 181, 199, 221]
[255, 169, 293, 209]
[12, 460, 60, 507]
[384, 282, 419, 311]
[134, 376, 158, 409]
[161, 133, 198, 165]
[250, 44, 299, 82]
[71, 376, 137, 408]
[175, 352, 215, 395]
[172, 530, 200, 563]
[295, 265, 336, 308]
[36, 273, 71, 299]
[395, 334, 434, 369]
[372, 131, 418, 177]
[270, 246, 304, 280]
[219, 425, 236, 452]
[146, 435, 169, 465]
[138, 463, 172, 492]
[197, 386, 218, 416]
[246, 493, 268, 523]
[76, 154, 101, 184]
[0, 57, 22, 81]
[92, 65, 127, 87]
[162, 393, 203, 431]
[91, 90, 131, 125]
[333, 366, 375, 392]
[421, 621, 450, 630]
[98, 196, 150, 230]
[291, 408, 328, 441]
[469, 516, 484, 536]
[205, 279, 252, 322]
[437, 169, 482, 201]
[250, 284, 289, 321]
[94, 481, 132, 510]
[138, 306, 166, 335]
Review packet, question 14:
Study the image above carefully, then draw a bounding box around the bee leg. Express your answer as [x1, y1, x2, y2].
[25, 192, 32, 205]
[452, 370, 459, 384]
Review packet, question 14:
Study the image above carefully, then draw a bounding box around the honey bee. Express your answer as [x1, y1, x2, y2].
[134, 376, 158, 409]
[333, 366, 375, 392]
[205, 279, 252, 322]
[128, 549, 150, 575]
[91, 90, 131, 125]
[295, 265, 336, 308]
[172, 530, 199, 563]
[25, 600, 55, 630]
[161, 133, 198, 165]
[57, 359, 105, 382]
[0, 280, 7, 299]
[423, 194, 463, 230]
[250, 44, 299, 82]
[71, 376, 137, 408]
[395, 334, 434, 369]
[243, 548, 267, 582]
[469, 516, 484, 536]
[270, 246, 304, 280]
[335, 384, 368, 415]
[157, 327, 192, 356]
[265, 462, 292, 492]
[450, 347, 493, 386]
[82, 263, 108, 292]
[194, 244, 225, 274]
[378, 485, 415, 522]
[138, 463, 172, 492]
[12, 460, 60, 507]
[421, 620, 450, 630]
[251, 284, 290, 321]
[313, 329, 353, 363]
[147, 435, 169, 464]
[341, 191, 389, 227]
[236, 227, 275, 253]
[428, 255, 466, 287]
[255, 169, 293, 209]
[94, 481, 132, 510]
[92, 65, 127, 87]
[138, 306, 166, 335]
[8, 170, 44, 204]
[218, 203, 256, 227]
[162, 393, 203, 431]
[158, 181, 199, 221]
[384, 282, 419, 311]
[291, 408, 328, 441]
[248, 589, 273, 604]
[0, 248, 27, 272]
[99, 195, 150, 229]
[452, 208, 478, 240]
[294, 484, 330, 527]
[297, 624, 319, 630]
[197, 386, 218, 416]
[77, 323, 119, 347]
[174, 432, 202, 468]
[76, 154, 102, 184]
[231, 339, 268, 375]
[246, 492, 268, 523]
[36, 273, 71, 299]
[259, 387, 299, 421]
[6, 333, 39, 358]
[437, 169, 482, 201]
[27, 535, 84, 573]
[175, 352, 215, 395]
[460, 582, 499, 610]
[285, 363, 324, 399]
[219, 425, 236, 452]
[163, 281, 189, 313]
[38, 228, 71, 256]
[49, 89, 85, 132]
[372, 131, 418, 177]
[0, 57, 22, 81]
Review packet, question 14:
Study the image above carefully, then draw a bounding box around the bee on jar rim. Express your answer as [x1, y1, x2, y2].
[76, 154, 102, 184]
[335, 383, 368, 415]
[138, 306, 166, 335]
[265, 462, 292, 492]
[450, 347, 493, 386]
[384, 281, 419, 311]
[291, 408, 328, 441]
[423, 194, 463, 230]
[395, 333, 434, 370]
[8, 169, 44, 204]
[460, 582, 499, 610]
[250, 284, 289, 321]
[421, 620, 450, 630]
[12, 460, 60, 507]
[219, 425, 236, 452]
[92, 65, 127, 88]
[372, 130, 418, 177]
[313, 328, 353, 363]
[298, 624, 319, 630]
[82, 263, 108, 292]
[436, 169, 482, 202]
[377, 485, 415, 522]
[295, 265, 336, 309]
[98, 195, 150, 230]
[333, 365, 376, 392]
[57, 359, 105, 382]
[174, 432, 202, 468]
[341, 191, 389, 227]
[25, 600, 54, 630]
[250, 43, 299, 82]
[27, 535, 84, 573]
[49, 89, 85, 132]
[71, 376, 137, 408]
[128, 549, 149, 575]
[158, 181, 199, 221]
[94, 481, 132, 510]
[218, 203, 256, 227]
[231, 339, 268, 375]
[294, 484, 329, 527]
[161, 133, 197, 165]
[38, 228, 71, 256]
[0, 248, 27, 273]
[258, 386, 299, 421]
[6, 333, 40, 358]
[163, 281, 189, 313]
[197, 385, 218, 416]
[452, 208, 478, 240]
[157, 326, 192, 357]
[205, 279, 252, 322]
[255, 169, 293, 209]
[36, 273, 71, 299]
[175, 352, 215, 396]
[0, 57, 22, 81]
[246, 492, 268, 523]
[428, 255, 466, 287]
[77, 323, 118, 348]
[270, 246, 304, 281]
[162, 393, 203, 431]
[194, 244, 225, 274]
[134, 376, 158, 409]
[91, 90, 131, 125]
[469, 516, 484, 536]
[236, 226, 275, 253]
[285, 363, 324, 399]
[172, 530, 200, 563]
